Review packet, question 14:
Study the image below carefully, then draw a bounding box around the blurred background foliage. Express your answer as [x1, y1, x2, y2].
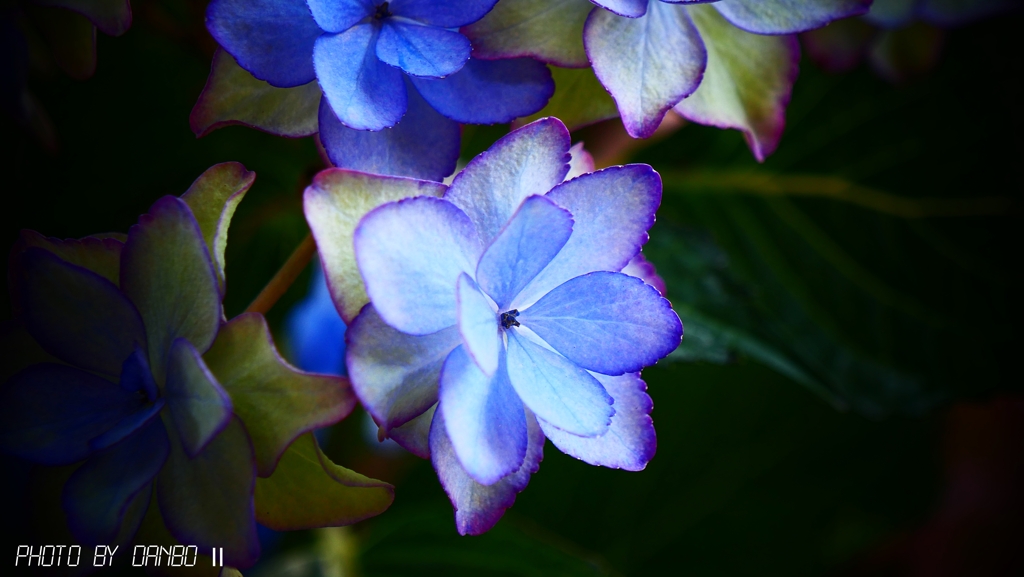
[2, 0, 1021, 575]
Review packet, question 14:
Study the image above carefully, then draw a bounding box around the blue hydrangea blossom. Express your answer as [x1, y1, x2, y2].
[206, 0, 554, 181]
[309, 118, 683, 534]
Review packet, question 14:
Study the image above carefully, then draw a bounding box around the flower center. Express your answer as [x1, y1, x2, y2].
[374, 2, 392, 19]
[500, 309, 521, 329]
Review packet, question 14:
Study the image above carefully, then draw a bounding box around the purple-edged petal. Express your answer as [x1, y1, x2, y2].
[314, 24, 408, 130]
[376, 20, 470, 78]
[0, 364, 142, 465]
[389, 0, 500, 27]
[206, 0, 324, 88]
[565, 142, 595, 180]
[445, 118, 571, 243]
[505, 331, 612, 437]
[585, 1, 706, 138]
[591, 0, 649, 17]
[675, 4, 799, 162]
[14, 229, 122, 286]
[409, 57, 554, 125]
[519, 271, 682, 375]
[346, 306, 460, 432]
[713, 0, 872, 34]
[306, 0, 374, 32]
[121, 197, 220, 381]
[476, 195, 573, 310]
[36, 0, 132, 36]
[13, 247, 146, 378]
[165, 338, 233, 458]
[439, 346, 527, 484]
[157, 418, 260, 569]
[389, 404, 436, 458]
[515, 165, 661, 307]
[540, 372, 655, 471]
[88, 399, 165, 451]
[354, 196, 480, 335]
[622, 252, 666, 296]
[461, 0, 591, 67]
[456, 274, 501, 376]
[318, 83, 460, 181]
[119, 347, 157, 401]
[431, 404, 544, 535]
[304, 169, 448, 323]
[62, 417, 168, 546]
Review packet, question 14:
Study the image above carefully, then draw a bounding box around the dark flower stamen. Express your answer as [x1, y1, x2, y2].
[374, 2, 391, 19]
[500, 309, 521, 329]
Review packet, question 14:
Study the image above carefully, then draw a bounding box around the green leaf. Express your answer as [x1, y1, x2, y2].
[463, 0, 592, 67]
[181, 162, 256, 292]
[254, 433, 394, 531]
[303, 169, 447, 323]
[202, 313, 356, 476]
[516, 66, 619, 132]
[190, 49, 322, 139]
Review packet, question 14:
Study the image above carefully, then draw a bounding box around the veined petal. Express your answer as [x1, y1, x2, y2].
[621, 252, 666, 296]
[14, 247, 146, 378]
[389, 0, 500, 27]
[306, 0, 374, 32]
[439, 346, 527, 484]
[206, 0, 323, 88]
[376, 20, 470, 78]
[354, 196, 480, 335]
[157, 418, 260, 569]
[476, 195, 573, 310]
[318, 83, 460, 181]
[456, 274, 501, 376]
[515, 165, 661, 308]
[389, 403, 436, 458]
[121, 197, 221, 381]
[346, 306, 460, 432]
[165, 338, 233, 458]
[409, 57, 554, 125]
[461, 0, 591, 67]
[540, 372, 655, 471]
[505, 331, 612, 437]
[431, 404, 544, 535]
[36, 0, 133, 36]
[0, 364, 142, 465]
[445, 118, 571, 243]
[713, 0, 872, 34]
[314, 24, 408, 131]
[304, 169, 447, 323]
[62, 417, 168, 546]
[675, 4, 799, 162]
[520, 272, 682, 375]
[591, 0, 649, 18]
[585, 1, 706, 138]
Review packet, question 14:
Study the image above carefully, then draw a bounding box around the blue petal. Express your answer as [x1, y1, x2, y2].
[445, 118, 571, 243]
[456, 274, 500, 376]
[0, 364, 142, 465]
[519, 271, 681, 375]
[539, 372, 655, 471]
[388, 404, 436, 458]
[284, 263, 348, 375]
[306, 0, 374, 32]
[165, 338, 233, 457]
[119, 347, 157, 401]
[376, 20, 470, 78]
[347, 306, 460, 432]
[439, 346, 527, 484]
[590, 0, 649, 17]
[476, 195, 573, 310]
[515, 165, 662, 307]
[62, 417, 168, 546]
[354, 197, 481, 335]
[206, 0, 324, 88]
[504, 331, 612, 437]
[409, 58, 553, 124]
[88, 399, 165, 452]
[389, 0, 500, 27]
[430, 402, 544, 535]
[713, 0, 872, 34]
[585, 1, 706, 138]
[318, 82, 460, 181]
[14, 247, 147, 379]
[314, 23, 408, 130]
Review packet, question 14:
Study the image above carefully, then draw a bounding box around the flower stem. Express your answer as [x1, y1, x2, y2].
[244, 232, 317, 315]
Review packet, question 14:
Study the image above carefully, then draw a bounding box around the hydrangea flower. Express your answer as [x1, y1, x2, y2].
[0, 164, 392, 567]
[305, 118, 683, 534]
[199, 0, 554, 181]
[285, 263, 348, 375]
[464, 0, 872, 160]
